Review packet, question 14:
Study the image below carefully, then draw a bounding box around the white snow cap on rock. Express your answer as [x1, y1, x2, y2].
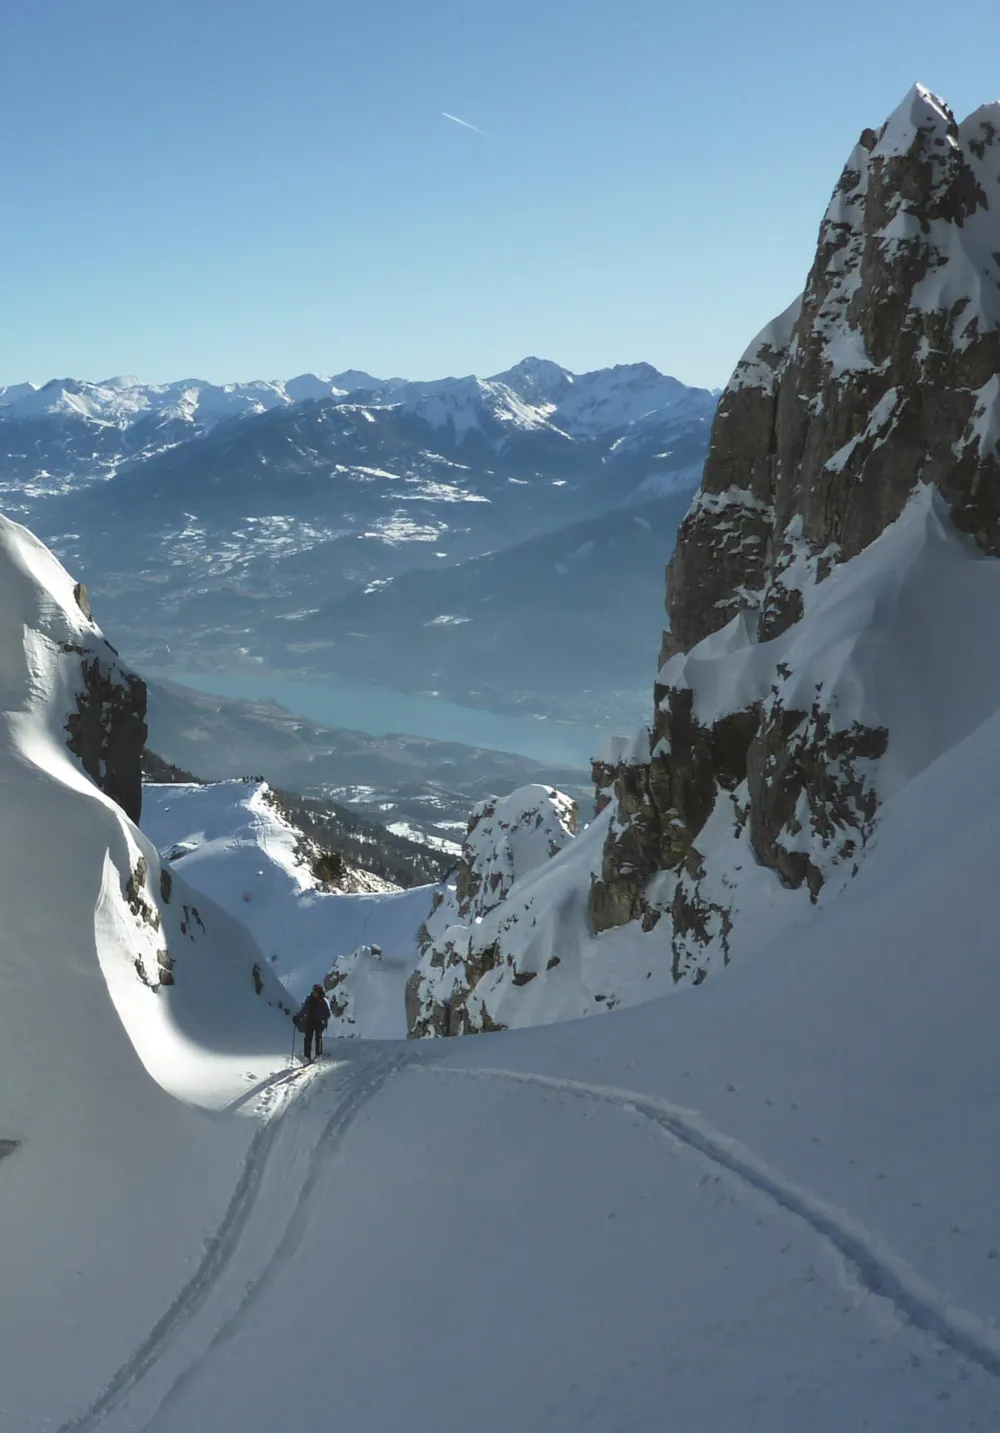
[729, 83, 1000, 407]
[459, 783, 579, 921]
[729, 295, 803, 394]
[872, 82, 954, 161]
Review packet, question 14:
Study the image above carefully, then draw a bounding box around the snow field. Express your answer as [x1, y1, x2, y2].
[5, 482, 1000, 1427]
[141, 778, 438, 1032]
[0, 515, 295, 1428]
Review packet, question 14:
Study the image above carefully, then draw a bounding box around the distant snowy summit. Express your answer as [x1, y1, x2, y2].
[0, 358, 716, 445]
[0, 371, 355, 428]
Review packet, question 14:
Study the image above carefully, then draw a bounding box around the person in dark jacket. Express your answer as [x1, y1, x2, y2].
[298, 984, 330, 1063]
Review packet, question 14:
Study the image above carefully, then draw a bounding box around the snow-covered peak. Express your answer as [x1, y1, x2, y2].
[0, 380, 38, 407]
[397, 374, 570, 440]
[458, 783, 579, 921]
[100, 373, 143, 390]
[549, 363, 713, 438]
[328, 368, 395, 392]
[0, 359, 715, 445]
[724, 85, 1000, 413]
[4, 376, 134, 422]
[871, 82, 956, 160]
[0, 374, 296, 429]
[489, 356, 573, 403]
[284, 372, 349, 403]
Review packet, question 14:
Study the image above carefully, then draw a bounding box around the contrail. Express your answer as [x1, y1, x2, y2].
[442, 111, 486, 135]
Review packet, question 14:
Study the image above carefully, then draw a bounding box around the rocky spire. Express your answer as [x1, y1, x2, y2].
[668, 84, 1000, 657]
[591, 85, 1000, 954]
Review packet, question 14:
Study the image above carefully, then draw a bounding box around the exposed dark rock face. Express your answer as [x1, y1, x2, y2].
[745, 698, 887, 898]
[72, 582, 93, 620]
[590, 696, 761, 937]
[669, 87, 1000, 656]
[65, 645, 148, 824]
[591, 86, 999, 980]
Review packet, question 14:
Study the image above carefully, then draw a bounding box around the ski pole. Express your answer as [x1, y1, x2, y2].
[290, 1016, 296, 1065]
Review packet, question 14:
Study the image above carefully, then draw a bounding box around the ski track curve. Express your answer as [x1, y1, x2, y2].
[55, 1049, 406, 1433]
[143, 1047, 413, 1431]
[431, 1064, 1000, 1382]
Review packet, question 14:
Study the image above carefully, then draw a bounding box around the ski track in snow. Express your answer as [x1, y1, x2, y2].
[56, 1049, 410, 1433]
[52, 1049, 1000, 1430]
[429, 1065, 1000, 1382]
[141, 1049, 414, 1431]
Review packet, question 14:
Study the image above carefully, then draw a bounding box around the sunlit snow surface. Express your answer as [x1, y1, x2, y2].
[0, 515, 297, 1431]
[141, 779, 437, 1034]
[3, 480, 1000, 1428]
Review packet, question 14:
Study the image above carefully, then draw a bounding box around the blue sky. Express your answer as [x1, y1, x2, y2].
[2, 0, 998, 389]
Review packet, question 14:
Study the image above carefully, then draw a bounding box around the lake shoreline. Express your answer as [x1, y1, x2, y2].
[141, 667, 602, 770]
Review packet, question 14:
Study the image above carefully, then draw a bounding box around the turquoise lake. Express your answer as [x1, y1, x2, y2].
[151, 670, 600, 770]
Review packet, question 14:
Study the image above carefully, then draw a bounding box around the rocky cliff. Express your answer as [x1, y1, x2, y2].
[590, 84, 1000, 960]
[667, 85, 1000, 658]
[403, 85, 1000, 1034]
[61, 581, 148, 823]
[406, 785, 577, 1035]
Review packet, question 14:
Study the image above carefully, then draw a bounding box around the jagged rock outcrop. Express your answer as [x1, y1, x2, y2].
[454, 785, 578, 920]
[592, 85, 1000, 966]
[400, 84, 1000, 1033]
[670, 85, 1000, 655]
[60, 570, 148, 823]
[65, 644, 147, 823]
[406, 785, 577, 1036]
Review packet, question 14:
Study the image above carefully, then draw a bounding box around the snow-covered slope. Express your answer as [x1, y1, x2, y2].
[0, 515, 304, 1429]
[141, 778, 437, 1035]
[10, 85, 1000, 1433]
[407, 486, 1000, 1029]
[23, 692, 1000, 1428]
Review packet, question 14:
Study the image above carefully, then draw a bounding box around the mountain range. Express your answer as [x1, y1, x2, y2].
[0, 358, 713, 447]
[0, 358, 716, 726]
